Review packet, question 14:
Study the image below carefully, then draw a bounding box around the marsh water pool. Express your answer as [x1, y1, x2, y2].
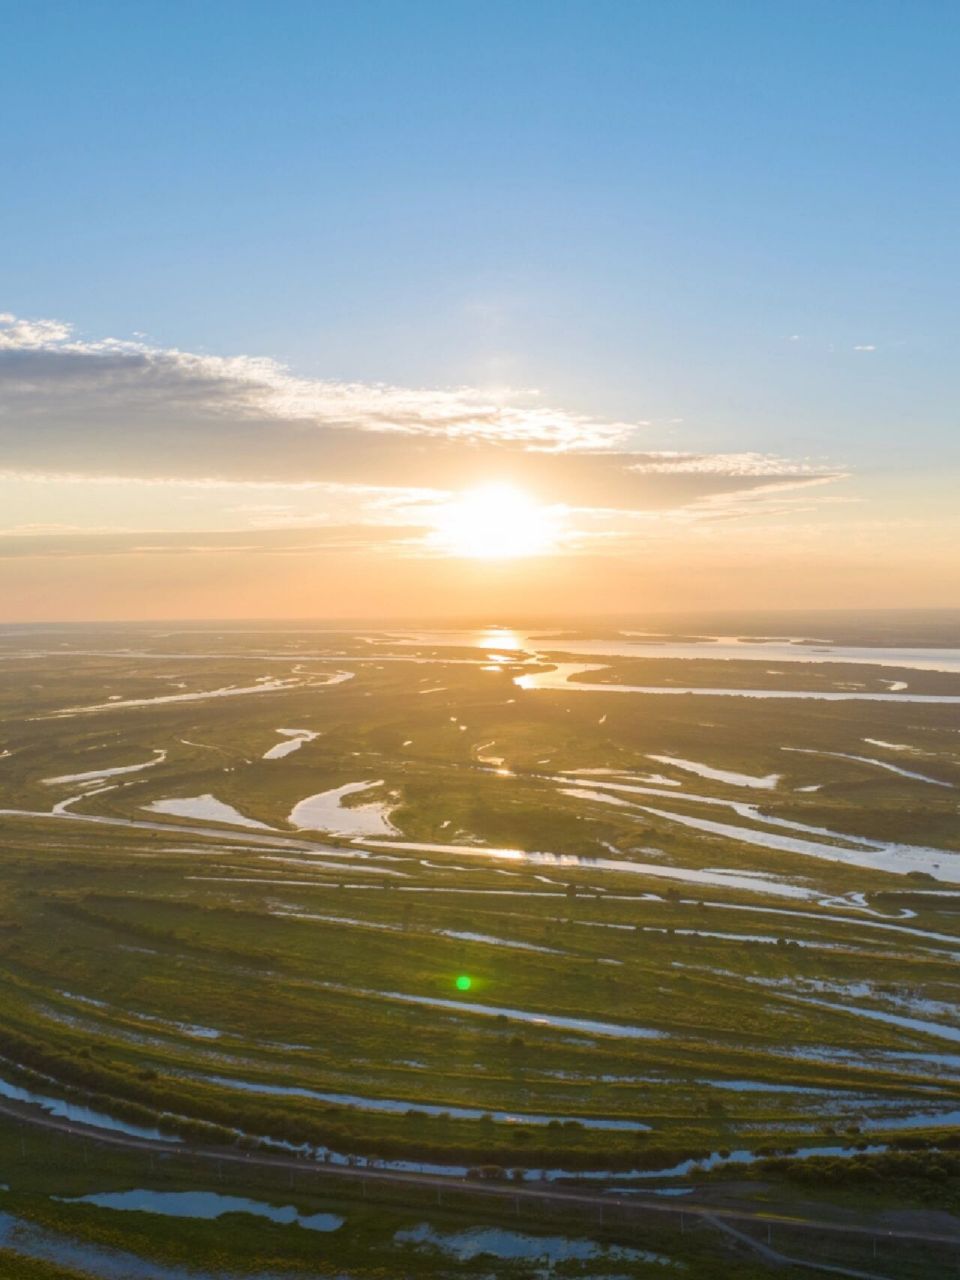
[59, 1190, 345, 1231]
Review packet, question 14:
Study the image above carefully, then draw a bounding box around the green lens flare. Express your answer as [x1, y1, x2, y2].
[455, 974, 472, 992]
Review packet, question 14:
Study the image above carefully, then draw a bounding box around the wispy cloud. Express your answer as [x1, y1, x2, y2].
[0, 312, 844, 518]
[626, 451, 828, 477]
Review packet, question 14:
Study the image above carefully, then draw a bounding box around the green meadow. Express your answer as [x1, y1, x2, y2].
[1, 622, 959, 1276]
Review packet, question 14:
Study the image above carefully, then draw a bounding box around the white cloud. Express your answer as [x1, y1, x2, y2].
[627, 451, 829, 477]
[0, 311, 844, 515]
[0, 311, 626, 450]
[0, 315, 73, 347]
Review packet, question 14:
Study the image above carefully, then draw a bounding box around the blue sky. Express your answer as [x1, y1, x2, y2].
[0, 1, 957, 617]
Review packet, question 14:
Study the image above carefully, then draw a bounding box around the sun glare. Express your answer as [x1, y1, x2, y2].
[431, 484, 560, 559]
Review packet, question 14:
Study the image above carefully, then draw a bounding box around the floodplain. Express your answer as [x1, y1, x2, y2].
[1, 616, 959, 1278]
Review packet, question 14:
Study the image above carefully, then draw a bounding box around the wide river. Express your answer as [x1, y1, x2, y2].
[389, 629, 960, 675]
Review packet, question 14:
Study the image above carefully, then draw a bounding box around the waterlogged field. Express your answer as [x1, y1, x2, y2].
[1, 617, 960, 1277]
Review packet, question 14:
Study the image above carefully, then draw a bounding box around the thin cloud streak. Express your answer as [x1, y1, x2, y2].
[0, 526, 428, 560]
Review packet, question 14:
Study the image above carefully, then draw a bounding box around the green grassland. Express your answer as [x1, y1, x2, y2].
[1, 622, 959, 1275]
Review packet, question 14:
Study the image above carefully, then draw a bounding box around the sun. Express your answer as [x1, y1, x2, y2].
[430, 484, 561, 559]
